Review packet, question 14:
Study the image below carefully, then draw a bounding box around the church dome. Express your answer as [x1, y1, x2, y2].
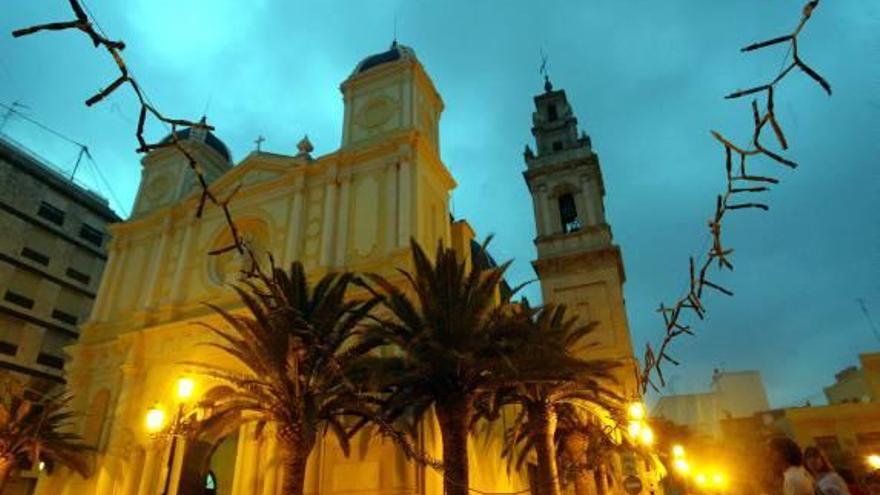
[159, 126, 231, 162]
[353, 41, 417, 75]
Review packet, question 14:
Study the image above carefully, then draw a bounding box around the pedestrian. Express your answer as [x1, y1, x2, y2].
[803, 446, 851, 495]
[768, 437, 815, 495]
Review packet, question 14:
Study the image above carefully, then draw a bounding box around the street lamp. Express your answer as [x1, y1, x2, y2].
[672, 444, 685, 458]
[673, 458, 690, 474]
[628, 401, 646, 421]
[639, 425, 655, 446]
[145, 377, 199, 495]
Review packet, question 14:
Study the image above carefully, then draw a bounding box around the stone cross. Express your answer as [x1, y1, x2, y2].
[254, 135, 265, 151]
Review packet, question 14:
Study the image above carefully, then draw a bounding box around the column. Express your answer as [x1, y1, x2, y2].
[168, 437, 187, 495]
[96, 239, 127, 322]
[319, 177, 338, 268]
[397, 160, 412, 247]
[119, 448, 145, 495]
[143, 218, 172, 309]
[385, 162, 398, 253]
[232, 423, 260, 495]
[283, 188, 305, 266]
[334, 174, 351, 267]
[169, 219, 197, 304]
[541, 188, 556, 235]
[581, 177, 599, 226]
[259, 424, 279, 495]
[136, 444, 160, 495]
[531, 185, 548, 237]
[90, 239, 119, 321]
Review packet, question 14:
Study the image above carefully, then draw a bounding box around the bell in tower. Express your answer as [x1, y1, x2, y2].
[522, 77, 639, 397]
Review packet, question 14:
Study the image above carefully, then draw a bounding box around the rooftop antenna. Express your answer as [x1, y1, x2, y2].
[857, 298, 880, 344]
[539, 48, 552, 92]
[69, 144, 91, 181]
[202, 91, 214, 120]
[0, 101, 30, 134]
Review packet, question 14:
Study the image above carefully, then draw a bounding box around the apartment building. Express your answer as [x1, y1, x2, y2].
[0, 135, 120, 388]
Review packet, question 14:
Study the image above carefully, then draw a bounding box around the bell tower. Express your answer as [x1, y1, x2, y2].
[524, 77, 639, 396]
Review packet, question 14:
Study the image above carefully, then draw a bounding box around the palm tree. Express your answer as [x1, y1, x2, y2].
[360, 239, 525, 495]
[194, 261, 381, 495]
[483, 305, 621, 495]
[0, 381, 89, 491]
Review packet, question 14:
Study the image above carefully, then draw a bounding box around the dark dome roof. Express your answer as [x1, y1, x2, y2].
[354, 41, 417, 75]
[159, 127, 231, 162]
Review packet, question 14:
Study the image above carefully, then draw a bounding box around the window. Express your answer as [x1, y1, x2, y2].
[3, 291, 34, 309]
[0, 341, 17, 356]
[36, 353, 64, 369]
[51, 309, 78, 325]
[65, 267, 91, 285]
[79, 224, 104, 247]
[37, 201, 65, 226]
[552, 141, 563, 152]
[205, 471, 217, 495]
[20, 247, 50, 266]
[547, 104, 558, 122]
[558, 193, 581, 233]
[54, 288, 82, 325]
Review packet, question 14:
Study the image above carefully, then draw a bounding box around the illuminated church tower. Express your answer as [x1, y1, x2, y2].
[524, 77, 639, 396]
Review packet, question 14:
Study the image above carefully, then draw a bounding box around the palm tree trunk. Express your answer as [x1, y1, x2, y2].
[531, 403, 562, 495]
[563, 432, 591, 495]
[594, 463, 609, 495]
[0, 454, 14, 493]
[278, 426, 315, 495]
[435, 397, 473, 495]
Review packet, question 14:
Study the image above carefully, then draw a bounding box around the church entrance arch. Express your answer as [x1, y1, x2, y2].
[176, 386, 243, 495]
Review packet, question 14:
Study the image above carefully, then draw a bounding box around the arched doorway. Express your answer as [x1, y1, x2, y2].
[176, 386, 243, 495]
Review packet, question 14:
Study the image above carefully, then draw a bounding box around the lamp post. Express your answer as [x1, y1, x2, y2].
[145, 377, 198, 495]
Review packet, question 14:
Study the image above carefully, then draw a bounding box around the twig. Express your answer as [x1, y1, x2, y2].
[640, 0, 831, 392]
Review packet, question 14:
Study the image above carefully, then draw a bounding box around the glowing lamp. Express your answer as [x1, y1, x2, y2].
[672, 444, 685, 458]
[145, 406, 166, 433]
[639, 425, 655, 446]
[869, 454, 880, 469]
[628, 420, 642, 438]
[628, 402, 646, 420]
[38, 461, 45, 471]
[712, 472, 725, 486]
[673, 458, 690, 474]
[695, 473, 707, 486]
[176, 377, 195, 402]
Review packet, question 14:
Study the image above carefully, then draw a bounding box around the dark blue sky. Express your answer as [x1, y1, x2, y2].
[1, 1, 878, 408]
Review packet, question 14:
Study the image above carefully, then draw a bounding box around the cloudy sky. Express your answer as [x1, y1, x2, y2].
[1, 1, 878, 408]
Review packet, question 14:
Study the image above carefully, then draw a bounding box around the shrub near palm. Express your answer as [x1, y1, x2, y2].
[0, 381, 89, 490]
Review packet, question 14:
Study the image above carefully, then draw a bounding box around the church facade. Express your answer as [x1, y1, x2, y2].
[37, 43, 639, 495]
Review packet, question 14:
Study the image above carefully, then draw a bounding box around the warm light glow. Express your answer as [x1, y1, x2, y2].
[639, 425, 655, 446]
[712, 472, 725, 486]
[868, 454, 880, 469]
[628, 402, 646, 420]
[176, 377, 195, 402]
[145, 406, 166, 433]
[695, 473, 708, 486]
[38, 461, 45, 471]
[674, 458, 690, 474]
[672, 444, 685, 458]
[628, 420, 642, 438]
